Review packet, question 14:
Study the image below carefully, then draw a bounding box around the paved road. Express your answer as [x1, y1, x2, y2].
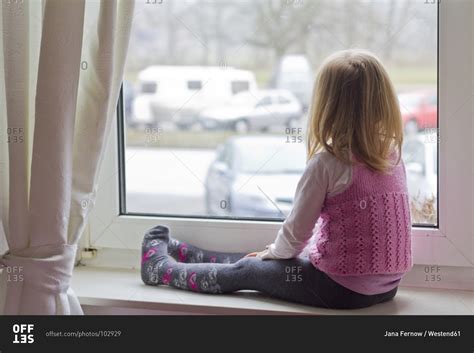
[125, 147, 215, 215]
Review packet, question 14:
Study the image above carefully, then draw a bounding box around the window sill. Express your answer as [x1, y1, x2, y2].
[71, 266, 474, 315]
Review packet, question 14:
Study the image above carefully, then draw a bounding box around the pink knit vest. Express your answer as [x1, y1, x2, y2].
[309, 154, 413, 276]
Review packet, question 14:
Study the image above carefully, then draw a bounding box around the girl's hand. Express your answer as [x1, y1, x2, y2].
[245, 251, 264, 258]
[245, 245, 270, 259]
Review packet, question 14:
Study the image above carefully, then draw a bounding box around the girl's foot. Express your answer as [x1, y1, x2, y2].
[141, 225, 173, 285]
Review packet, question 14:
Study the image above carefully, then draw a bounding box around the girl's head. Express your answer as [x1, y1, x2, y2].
[307, 49, 403, 172]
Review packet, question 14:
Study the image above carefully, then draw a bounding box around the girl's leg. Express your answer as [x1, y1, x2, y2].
[149, 225, 246, 263]
[141, 226, 398, 309]
[142, 227, 339, 307]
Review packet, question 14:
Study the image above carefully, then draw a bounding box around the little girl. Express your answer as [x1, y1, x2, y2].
[141, 49, 412, 309]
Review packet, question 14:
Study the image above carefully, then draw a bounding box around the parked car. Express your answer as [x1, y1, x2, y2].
[398, 90, 437, 134]
[402, 134, 437, 211]
[130, 66, 257, 129]
[271, 55, 313, 111]
[205, 136, 306, 218]
[199, 89, 303, 133]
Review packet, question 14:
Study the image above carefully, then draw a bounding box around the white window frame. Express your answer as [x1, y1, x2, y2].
[88, 1, 473, 270]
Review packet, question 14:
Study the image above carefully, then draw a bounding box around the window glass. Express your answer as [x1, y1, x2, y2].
[231, 81, 250, 94]
[122, 0, 438, 225]
[140, 81, 157, 94]
[278, 96, 291, 104]
[187, 80, 203, 90]
[256, 96, 273, 107]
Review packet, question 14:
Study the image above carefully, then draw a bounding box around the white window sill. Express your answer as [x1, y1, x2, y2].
[72, 266, 474, 315]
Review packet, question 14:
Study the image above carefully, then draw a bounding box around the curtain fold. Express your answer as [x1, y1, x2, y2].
[0, 0, 134, 315]
[2, 0, 31, 252]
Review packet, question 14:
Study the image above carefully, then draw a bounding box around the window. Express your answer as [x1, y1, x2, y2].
[256, 96, 273, 107]
[278, 96, 291, 104]
[122, 0, 438, 224]
[140, 81, 157, 94]
[231, 80, 250, 95]
[187, 80, 203, 90]
[90, 1, 473, 271]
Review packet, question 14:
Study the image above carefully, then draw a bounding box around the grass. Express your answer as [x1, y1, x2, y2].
[126, 128, 236, 149]
[125, 128, 290, 149]
[387, 66, 437, 86]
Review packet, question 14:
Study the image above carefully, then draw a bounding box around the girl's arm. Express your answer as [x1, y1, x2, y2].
[259, 154, 329, 259]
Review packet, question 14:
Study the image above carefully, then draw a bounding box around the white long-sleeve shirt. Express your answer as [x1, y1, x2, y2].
[263, 151, 351, 259]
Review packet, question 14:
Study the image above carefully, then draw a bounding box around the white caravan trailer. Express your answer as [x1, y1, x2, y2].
[131, 66, 257, 129]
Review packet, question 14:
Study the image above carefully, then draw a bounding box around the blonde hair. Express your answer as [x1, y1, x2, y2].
[307, 49, 403, 173]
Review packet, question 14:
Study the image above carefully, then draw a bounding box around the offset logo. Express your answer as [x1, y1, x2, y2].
[285, 266, 303, 282]
[12, 324, 34, 344]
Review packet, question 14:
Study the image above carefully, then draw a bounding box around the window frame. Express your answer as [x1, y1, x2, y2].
[88, 1, 473, 269]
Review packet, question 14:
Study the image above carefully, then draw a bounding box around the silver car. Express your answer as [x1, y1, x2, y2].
[205, 136, 306, 218]
[199, 90, 303, 133]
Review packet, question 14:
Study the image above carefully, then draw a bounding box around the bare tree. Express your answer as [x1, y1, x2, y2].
[165, 0, 177, 64]
[245, 0, 320, 60]
[381, 0, 412, 62]
[343, 0, 358, 48]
